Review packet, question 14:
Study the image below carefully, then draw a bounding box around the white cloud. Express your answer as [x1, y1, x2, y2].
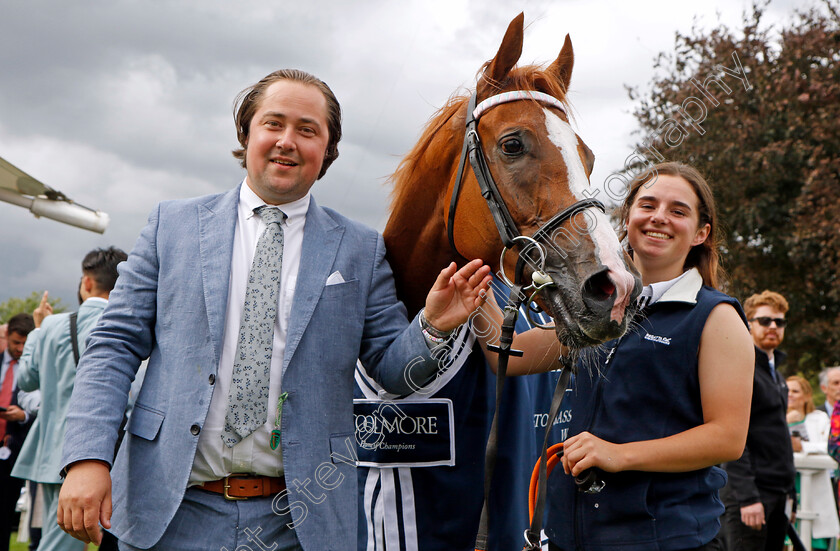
[0, 0, 821, 306]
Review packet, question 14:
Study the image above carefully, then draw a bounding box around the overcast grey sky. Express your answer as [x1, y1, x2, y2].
[0, 0, 807, 307]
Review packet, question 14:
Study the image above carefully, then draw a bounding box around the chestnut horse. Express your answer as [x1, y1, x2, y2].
[384, 14, 640, 350]
[366, 13, 642, 551]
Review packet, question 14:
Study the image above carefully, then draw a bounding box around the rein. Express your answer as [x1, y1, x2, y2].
[474, 261, 578, 551]
[446, 89, 604, 551]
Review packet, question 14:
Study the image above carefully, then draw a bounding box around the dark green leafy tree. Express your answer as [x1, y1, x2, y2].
[624, 1, 840, 378]
[0, 291, 66, 323]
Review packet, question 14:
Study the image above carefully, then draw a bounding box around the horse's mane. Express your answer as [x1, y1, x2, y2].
[388, 63, 573, 211]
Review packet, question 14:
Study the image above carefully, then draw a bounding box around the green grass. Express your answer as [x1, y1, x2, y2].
[10, 534, 28, 551]
[10, 533, 99, 550]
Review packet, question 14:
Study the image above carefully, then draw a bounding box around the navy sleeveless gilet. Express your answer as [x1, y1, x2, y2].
[546, 277, 746, 551]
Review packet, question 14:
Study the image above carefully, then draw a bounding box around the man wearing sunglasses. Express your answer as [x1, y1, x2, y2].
[719, 290, 796, 551]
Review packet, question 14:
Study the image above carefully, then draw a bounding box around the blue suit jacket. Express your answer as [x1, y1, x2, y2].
[61, 185, 437, 550]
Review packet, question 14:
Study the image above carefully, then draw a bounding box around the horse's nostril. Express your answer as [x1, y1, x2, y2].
[582, 270, 615, 301]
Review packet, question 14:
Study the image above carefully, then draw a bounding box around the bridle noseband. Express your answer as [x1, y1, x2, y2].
[446, 90, 605, 291]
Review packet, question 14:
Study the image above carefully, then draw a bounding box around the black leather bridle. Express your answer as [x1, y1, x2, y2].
[447, 89, 608, 551]
[446, 90, 606, 266]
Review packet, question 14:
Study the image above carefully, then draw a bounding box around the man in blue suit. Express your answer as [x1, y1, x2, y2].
[57, 69, 490, 551]
[13, 247, 127, 551]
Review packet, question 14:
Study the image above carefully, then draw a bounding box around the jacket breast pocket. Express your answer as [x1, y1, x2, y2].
[126, 403, 165, 441]
[320, 279, 359, 301]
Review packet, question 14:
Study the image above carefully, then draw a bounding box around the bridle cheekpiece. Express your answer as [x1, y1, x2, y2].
[447, 89, 605, 293]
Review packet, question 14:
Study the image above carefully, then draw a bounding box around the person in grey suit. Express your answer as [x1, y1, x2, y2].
[13, 247, 127, 551]
[57, 69, 490, 551]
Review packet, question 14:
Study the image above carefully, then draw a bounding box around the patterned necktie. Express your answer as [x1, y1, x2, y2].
[222, 206, 286, 448]
[0, 359, 16, 441]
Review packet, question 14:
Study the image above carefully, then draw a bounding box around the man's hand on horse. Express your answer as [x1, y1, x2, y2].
[423, 259, 492, 332]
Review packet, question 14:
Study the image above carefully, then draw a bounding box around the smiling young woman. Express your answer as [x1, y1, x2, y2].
[471, 162, 755, 550]
[617, 162, 720, 287]
[544, 162, 755, 551]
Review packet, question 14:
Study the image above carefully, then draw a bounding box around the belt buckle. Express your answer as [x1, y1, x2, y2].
[223, 475, 247, 501]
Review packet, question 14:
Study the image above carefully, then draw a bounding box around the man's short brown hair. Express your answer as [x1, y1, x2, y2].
[7, 312, 34, 338]
[743, 290, 789, 320]
[231, 69, 342, 180]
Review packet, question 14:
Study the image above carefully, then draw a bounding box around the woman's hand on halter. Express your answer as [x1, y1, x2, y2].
[423, 259, 492, 332]
[561, 431, 624, 476]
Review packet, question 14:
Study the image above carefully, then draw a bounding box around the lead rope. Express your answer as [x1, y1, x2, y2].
[449, 88, 603, 550]
[474, 281, 525, 551]
[475, 254, 576, 551]
[473, 284, 574, 551]
[523, 364, 573, 550]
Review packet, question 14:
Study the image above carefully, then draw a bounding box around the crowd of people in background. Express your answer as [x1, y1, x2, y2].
[1, 67, 839, 551]
[1, 314, 35, 551]
[0, 248, 127, 551]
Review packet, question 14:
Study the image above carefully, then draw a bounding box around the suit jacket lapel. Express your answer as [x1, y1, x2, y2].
[198, 185, 239, 366]
[284, 197, 344, 372]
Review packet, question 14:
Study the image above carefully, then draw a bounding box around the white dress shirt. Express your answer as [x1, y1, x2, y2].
[636, 269, 692, 308]
[190, 182, 309, 484]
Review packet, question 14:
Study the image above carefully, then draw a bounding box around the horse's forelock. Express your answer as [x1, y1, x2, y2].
[388, 63, 572, 213]
[510, 65, 572, 112]
[477, 63, 570, 102]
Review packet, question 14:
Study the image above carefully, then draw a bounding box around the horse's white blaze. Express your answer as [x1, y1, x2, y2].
[543, 108, 590, 199]
[543, 108, 635, 323]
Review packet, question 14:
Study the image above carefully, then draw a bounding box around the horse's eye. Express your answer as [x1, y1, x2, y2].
[500, 137, 524, 156]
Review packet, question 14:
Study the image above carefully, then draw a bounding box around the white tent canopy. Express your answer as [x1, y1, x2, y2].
[0, 155, 109, 234]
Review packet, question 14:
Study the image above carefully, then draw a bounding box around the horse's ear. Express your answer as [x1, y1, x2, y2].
[481, 12, 524, 93]
[578, 138, 595, 177]
[549, 34, 575, 92]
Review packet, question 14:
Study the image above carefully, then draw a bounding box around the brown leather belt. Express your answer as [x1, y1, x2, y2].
[200, 475, 286, 500]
